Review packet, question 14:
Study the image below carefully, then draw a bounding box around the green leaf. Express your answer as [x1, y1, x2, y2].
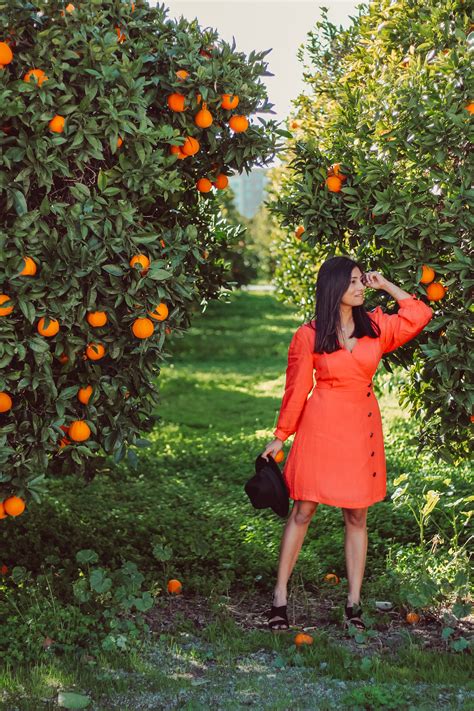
[59, 385, 81, 400]
[102, 264, 124, 276]
[29, 338, 51, 353]
[57, 691, 91, 709]
[70, 183, 91, 200]
[134, 592, 154, 611]
[136, 143, 146, 164]
[76, 549, 99, 564]
[18, 300, 36, 323]
[97, 169, 108, 191]
[90, 568, 112, 593]
[39, 195, 50, 215]
[148, 266, 171, 281]
[12, 189, 28, 216]
[11, 566, 28, 584]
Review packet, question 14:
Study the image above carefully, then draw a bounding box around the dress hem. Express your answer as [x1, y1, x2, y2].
[287, 492, 386, 508]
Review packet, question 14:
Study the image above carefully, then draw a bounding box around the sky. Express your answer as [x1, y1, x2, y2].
[157, 1, 362, 125]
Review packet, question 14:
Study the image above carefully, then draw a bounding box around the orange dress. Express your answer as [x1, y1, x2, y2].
[273, 294, 434, 508]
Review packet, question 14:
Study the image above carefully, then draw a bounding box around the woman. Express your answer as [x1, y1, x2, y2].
[261, 256, 434, 632]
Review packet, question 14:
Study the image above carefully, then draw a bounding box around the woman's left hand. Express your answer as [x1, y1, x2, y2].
[361, 270, 389, 290]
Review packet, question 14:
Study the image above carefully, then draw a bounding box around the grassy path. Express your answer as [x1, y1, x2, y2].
[1, 289, 472, 710]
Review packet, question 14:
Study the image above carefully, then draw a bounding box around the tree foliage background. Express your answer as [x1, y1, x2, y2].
[268, 0, 473, 463]
[0, 0, 283, 499]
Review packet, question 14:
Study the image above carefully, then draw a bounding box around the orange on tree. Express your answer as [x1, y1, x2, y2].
[49, 115, 65, 133]
[420, 265, 435, 284]
[20, 256, 37, 276]
[465, 102, 474, 115]
[196, 178, 213, 193]
[295, 225, 305, 239]
[87, 311, 108, 327]
[406, 612, 420, 624]
[294, 633, 313, 646]
[148, 303, 169, 321]
[167, 93, 186, 112]
[221, 94, 239, 110]
[3, 496, 26, 517]
[426, 282, 446, 301]
[176, 69, 189, 80]
[77, 385, 93, 405]
[326, 175, 343, 192]
[213, 174, 229, 190]
[130, 254, 150, 273]
[181, 136, 200, 156]
[37, 317, 59, 337]
[85, 343, 106, 360]
[115, 26, 126, 43]
[0, 42, 13, 65]
[167, 579, 182, 594]
[328, 163, 347, 182]
[0, 295, 14, 316]
[0, 502, 7, 520]
[24, 68, 48, 86]
[58, 424, 70, 448]
[69, 420, 91, 442]
[58, 353, 69, 364]
[0, 392, 13, 413]
[117, 136, 123, 148]
[170, 144, 187, 160]
[229, 115, 249, 133]
[274, 449, 285, 463]
[324, 573, 340, 584]
[132, 317, 154, 339]
[194, 104, 213, 128]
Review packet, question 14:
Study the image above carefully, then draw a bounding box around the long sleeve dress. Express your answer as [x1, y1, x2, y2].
[273, 294, 434, 508]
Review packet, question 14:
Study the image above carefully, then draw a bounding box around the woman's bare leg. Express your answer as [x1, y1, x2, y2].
[270, 500, 318, 628]
[341, 507, 368, 606]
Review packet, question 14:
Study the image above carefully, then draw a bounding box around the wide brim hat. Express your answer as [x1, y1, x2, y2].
[244, 454, 290, 518]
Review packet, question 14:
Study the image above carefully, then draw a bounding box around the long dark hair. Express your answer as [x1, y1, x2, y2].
[309, 256, 381, 354]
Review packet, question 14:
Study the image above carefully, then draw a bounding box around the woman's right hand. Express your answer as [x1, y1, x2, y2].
[261, 438, 284, 461]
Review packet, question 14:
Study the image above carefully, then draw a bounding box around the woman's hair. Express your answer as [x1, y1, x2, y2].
[309, 255, 381, 354]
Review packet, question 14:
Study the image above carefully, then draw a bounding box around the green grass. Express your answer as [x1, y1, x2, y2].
[0, 288, 472, 710]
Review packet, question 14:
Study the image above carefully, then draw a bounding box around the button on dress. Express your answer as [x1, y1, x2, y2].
[273, 295, 434, 508]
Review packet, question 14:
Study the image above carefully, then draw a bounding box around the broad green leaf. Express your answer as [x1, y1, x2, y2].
[57, 691, 91, 709]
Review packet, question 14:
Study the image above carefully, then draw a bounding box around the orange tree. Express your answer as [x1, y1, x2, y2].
[0, 0, 283, 506]
[269, 0, 473, 463]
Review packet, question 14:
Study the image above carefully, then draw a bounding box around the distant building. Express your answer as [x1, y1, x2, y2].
[228, 168, 269, 218]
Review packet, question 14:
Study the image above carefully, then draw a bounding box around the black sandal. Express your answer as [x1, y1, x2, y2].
[268, 604, 290, 632]
[344, 602, 366, 631]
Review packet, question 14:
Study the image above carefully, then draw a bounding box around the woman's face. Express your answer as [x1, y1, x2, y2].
[341, 267, 366, 306]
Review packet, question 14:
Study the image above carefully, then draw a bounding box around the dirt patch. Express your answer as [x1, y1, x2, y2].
[146, 589, 473, 655]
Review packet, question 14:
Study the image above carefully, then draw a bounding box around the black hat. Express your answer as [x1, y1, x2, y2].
[244, 454, 290, 518]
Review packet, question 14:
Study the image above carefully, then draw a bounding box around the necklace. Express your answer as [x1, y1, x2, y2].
[340, 321, 354, 336]
[338, 321, 356, 350]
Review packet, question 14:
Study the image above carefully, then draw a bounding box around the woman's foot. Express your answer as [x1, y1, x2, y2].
[268, 590, 289, 632]
[344, 601, 365, 631]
